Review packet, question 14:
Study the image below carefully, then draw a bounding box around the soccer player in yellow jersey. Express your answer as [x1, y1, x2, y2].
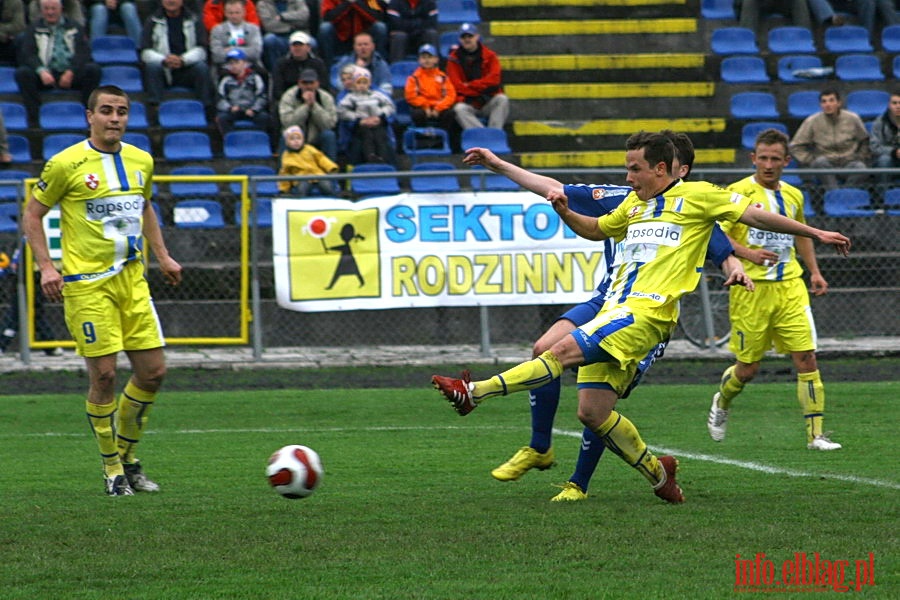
[21, 85, 182, 496]
[432, 131, 851, 504]
[708, 128, 841, 451]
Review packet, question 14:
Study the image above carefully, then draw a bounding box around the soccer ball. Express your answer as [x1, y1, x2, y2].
[266, 445, 324, 499]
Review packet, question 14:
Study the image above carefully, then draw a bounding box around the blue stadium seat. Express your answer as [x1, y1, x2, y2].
[223, 130, 271, 159]
[461, 127, 511, 154]
[803, 190, 816, 217]
[122, 132, 152, 153]
[410, 162, 460, 193]
[170, 166, 219, 197]
[394, 98, 412, 127]
[767, 26, 816, 54]
[234, 198, 273, 227]
[163, 131, 213, 161]
[100, 65, 143, 93]
[894, 56, 900, 79]
[438, 0, 480, 24]
[390, 60, 418, 89]
[173, 199, 226, 228]
[90, 35, 139, 65]
[729, 91, 779, 119]
[158, 99, 207, 128]
[402, 127, 451, 164]
[846, 89, 890, 119]
[329, 63, 341, 90]
[720, 56, 769, 84]
[439, 31, 459, 57]
[0, 67, 18, 93]
[777, 55, 825, 83]
[0, 102, 28, 131]
[0, 203, 19, 232]
[39, 101, 87, 131]
[740, 122, 788, 150]
[349, 163, 401, 197]
[7, 135, 32, 164]
[128, 101, 148, 129]
[787, 90, 821, 118]
[881, 24, 900, 52]
[710, 27, 759, 55]
[883, 188, 900, 214]
[230, 165, 280, 197]
[835, 54, 884, 81]
[469, 166, 519, 192]
[43, 133, 83, 160]
[701, 0, 736, 20]
[824, 25, 873, 53]
[151, 201, 163, 226]
[0, 170, 30, 202]
[822, 188, 875, 217]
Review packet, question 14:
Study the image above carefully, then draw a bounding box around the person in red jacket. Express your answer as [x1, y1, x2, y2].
[203, 0, 260, 32]
[404, 43, 455, 131]
[445, 23, 509, 131]
[317, 0, 388, 68]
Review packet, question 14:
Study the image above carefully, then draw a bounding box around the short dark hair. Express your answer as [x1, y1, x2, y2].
[660, 129, 694, 177]
[754, 128, 790, 154]
[626, 131, 675, 174]
[820, 87, 841, 101]
[87, 85, 129, 111]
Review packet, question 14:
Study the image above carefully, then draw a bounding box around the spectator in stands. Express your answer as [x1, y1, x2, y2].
[15, 0, 102, 126]
[334, 31, 391, 97]
[202, 0, 260, 31]
[806, 0, 845, 28]
[87, 0, 144, 46]
[317, 0, 387, 68]
[868, 88, 900, 190]
[337, 67, 395, 165]
[140, 0, 213, 111]
[278, 124, 339, 195]
[0, 111, 11, 163]
[27, 0, 86, 26]
[789, 87, 870, 190]
[404, 43, 454, 131]
[0, 0, 26, 66]
[215, 47, 270, 135]
[810, 1, 898, 36]
[735, 0, 813, 31]
[209, 0, 263, 77]
[386, 0, 438, 64]
[257, 0, 311, 73]
[446, 23, 509, 132]
[278, 67, 338, 160]
[272, 30, 329, 101]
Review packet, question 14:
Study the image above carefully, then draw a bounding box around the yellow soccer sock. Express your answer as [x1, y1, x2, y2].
[86, 400, 123, 478]
[717, 365, 745, 410]
[471, 350, 564, 401]
[595, 410, 663, 486]
[116, 381, 157, 464]
[798, 370, 825, 442]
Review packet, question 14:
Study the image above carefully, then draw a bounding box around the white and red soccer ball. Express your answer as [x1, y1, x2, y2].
[266, 445, 324, 499]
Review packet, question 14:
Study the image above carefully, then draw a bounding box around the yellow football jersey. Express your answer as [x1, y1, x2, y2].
[597, 180, 751, 318]
[33, 139, 154, 288]
[721, 176, 805, 282]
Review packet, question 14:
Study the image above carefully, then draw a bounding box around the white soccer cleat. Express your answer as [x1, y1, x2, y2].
[807, 435, 842, 451]
[707, 392, 729, 442]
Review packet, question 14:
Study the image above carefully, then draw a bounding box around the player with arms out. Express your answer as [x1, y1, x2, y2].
[21, 85, 182, 496]
[433, 131, 850, 504]
[708, 128, 841, 451]
[463, 131, 753, 502]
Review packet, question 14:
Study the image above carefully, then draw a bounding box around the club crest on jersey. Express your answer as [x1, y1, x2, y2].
[628, 205, 642, 218]
[592, 188, 606, 199]
[85, 173, 100, 190]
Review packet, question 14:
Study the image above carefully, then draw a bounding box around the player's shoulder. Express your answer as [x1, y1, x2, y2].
[119, 142, 155, 167]
[565, 183, 631, 200]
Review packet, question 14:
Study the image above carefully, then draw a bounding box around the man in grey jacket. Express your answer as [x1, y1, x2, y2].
[869, 88, 900, 191]
[278, 68, 338, 160]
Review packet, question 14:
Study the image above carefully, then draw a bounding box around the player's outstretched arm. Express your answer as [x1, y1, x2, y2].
[739, 206, 851, 256]
[463, 147, 564, 198]
[546, 189, 608, 241]
[719, 255, 754, 291]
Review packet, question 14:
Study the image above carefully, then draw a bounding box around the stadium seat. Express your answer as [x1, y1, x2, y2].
[42, 133, 83, 160]
[230, 165, 280, 197]
[767, 26, 816, 54]
[729, 91, 779, 119]
[390, 60, 418, 89]
[158, 99, 207, 128]
[100, 65, 143, 93]
[90, 35, 139, 65]
[881, 24, 900, 52]
[402, 127, 451, 164]
[329, 63, 341, 90]
[894, 56, 900, 79]
[163, 131, 213, 161]
[740, 122, 788, 150]
[7, 135, 32, 164]
[122, 132, 152, 153]
[39, 101, 88, 131]
[846, 90, 890, 119]
[410, 162, 460, 193]
[822, 188, 875, 217]
[0, 102, 28, 131]
[223, 130, 272, 159]
[469, 166, 519, 192]
[883, 188, 900, 214]
[0, 170, 30, 202]
[461, 127, 512, 154]
[0, 203, 19, 233]
[803, 190, 816, 217]
[0, 66, 18, 93]
[234, 198, 273, 227]
[782, 161, 803, 188]
[173, 199, 226, 228]
[777, 55, 826, 83]
[349, 163, 401, 197]
[701, 0, 736, 20]
[720, 56, 769, 84]
[170, 166, 219, 197]
[151, 201, 163, 226]
[128, 101, 148, 129]
[824, 25, 873, 53]
[439, 31, 459, 57]
[438, 0, 480, 24]
[394, 98, 412, 127]
[710, 27, 759, 55]
[787, 90, 821, 118]
[835, 54, 884, 81]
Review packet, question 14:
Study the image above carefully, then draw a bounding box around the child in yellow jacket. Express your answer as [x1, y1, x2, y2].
[278, 125, 340, 196]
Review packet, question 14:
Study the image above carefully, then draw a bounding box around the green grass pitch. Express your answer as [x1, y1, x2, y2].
[0, 379, 896, 599]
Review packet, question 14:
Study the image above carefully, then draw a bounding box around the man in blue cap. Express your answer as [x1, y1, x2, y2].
[445, 22, 510, 132]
